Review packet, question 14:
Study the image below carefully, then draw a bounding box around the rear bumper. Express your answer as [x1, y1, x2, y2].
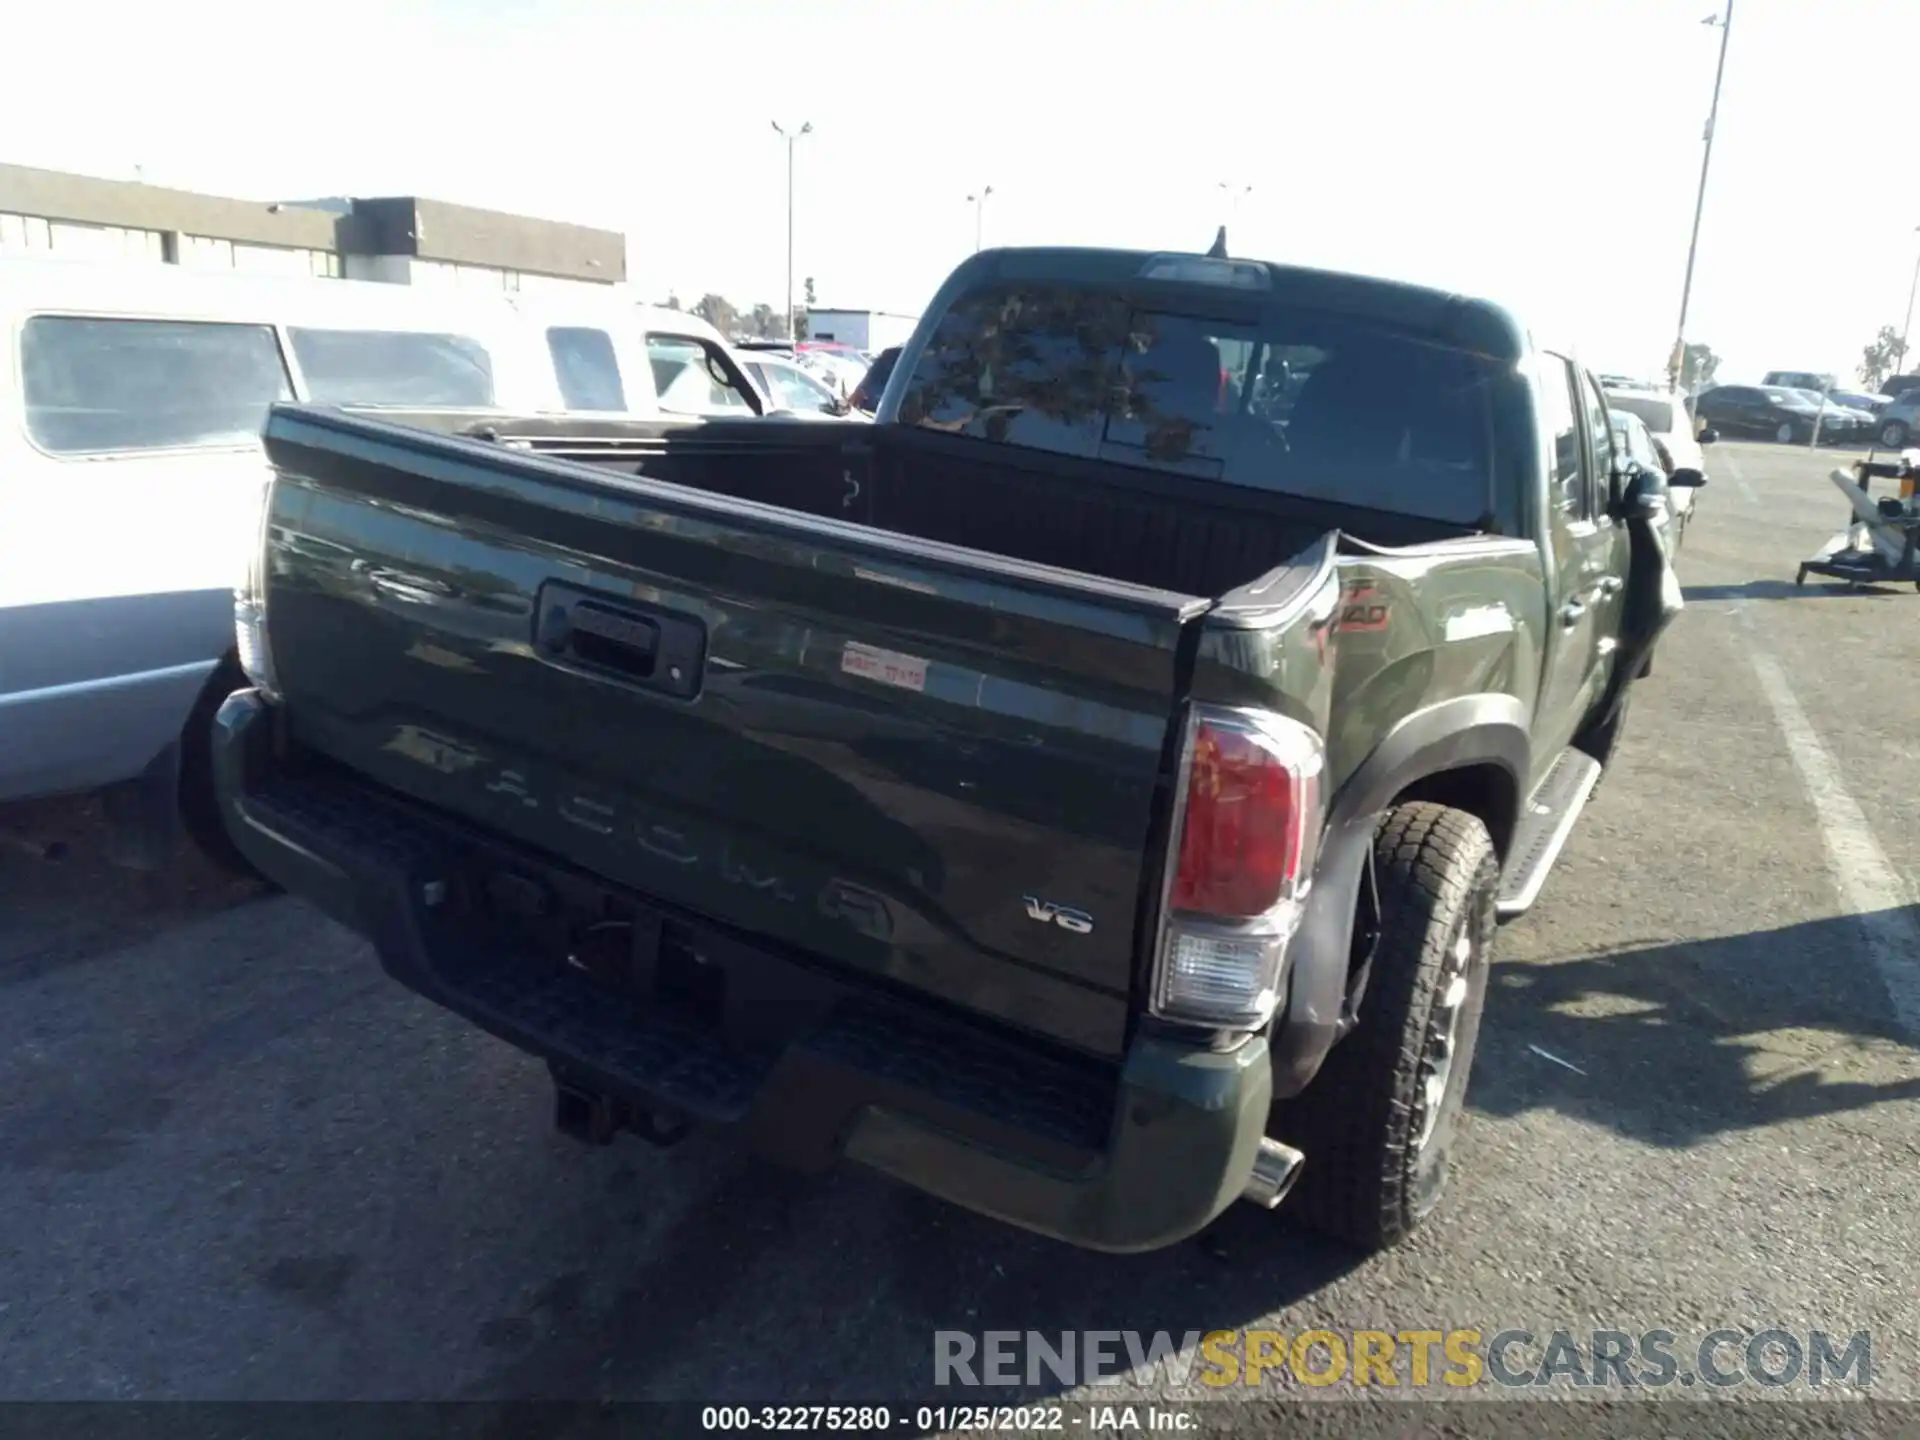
[213, 689, 1272, 1253]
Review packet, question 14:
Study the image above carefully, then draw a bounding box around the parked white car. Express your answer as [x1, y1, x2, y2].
[1602, 382, 1714, 542]
[741, 352, 851, 417]
[0, 255, 765, 872]
[791, 347, 869, 401]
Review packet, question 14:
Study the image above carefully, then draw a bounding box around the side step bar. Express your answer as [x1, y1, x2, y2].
[1495, 748, 1602, 920]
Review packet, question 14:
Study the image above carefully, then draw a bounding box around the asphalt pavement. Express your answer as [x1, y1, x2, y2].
[2, 439, 1917, 1420]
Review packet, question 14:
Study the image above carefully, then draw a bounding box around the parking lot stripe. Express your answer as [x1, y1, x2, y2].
[1745, 634, 1920, 1037]
[1720, 448, 1758, 502]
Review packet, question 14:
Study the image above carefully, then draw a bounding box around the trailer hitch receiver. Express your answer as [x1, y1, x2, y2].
[553, 1078, 691, 1149]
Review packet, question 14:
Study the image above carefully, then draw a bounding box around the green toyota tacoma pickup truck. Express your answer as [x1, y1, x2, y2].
[214, 244, 1690, 1254]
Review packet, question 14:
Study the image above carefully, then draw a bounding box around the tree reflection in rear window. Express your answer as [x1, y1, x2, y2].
[898, 284, 1501, 526]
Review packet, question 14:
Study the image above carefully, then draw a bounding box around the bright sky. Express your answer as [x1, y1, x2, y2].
[11, 0, 1919, 384]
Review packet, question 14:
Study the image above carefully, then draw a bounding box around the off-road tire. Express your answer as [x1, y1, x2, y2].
[1271, 803, 1498, 1251]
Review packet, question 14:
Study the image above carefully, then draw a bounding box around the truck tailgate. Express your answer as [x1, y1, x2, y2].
[258, 407, 1208, 1056]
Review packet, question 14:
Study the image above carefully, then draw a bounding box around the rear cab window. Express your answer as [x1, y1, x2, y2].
[896, 281, 1504, 527]
[21, 315, 293, 455]
[287, 328, 495, 407]
[896, 286, 1128, 458]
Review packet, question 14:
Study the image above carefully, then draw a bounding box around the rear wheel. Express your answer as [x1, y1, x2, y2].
[1881, 421, 1911, 449]
[1270, 803, 1498, 1251]
[1775, 420, 1797, 444]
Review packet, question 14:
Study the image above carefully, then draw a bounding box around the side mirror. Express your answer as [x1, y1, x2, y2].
[1668, 467, 1707, 488]
[1697, 426, 1718, 444]
[1617, 464, 1669, 522]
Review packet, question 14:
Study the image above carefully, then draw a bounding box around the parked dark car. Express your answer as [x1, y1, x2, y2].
[1881, 374, 1920, 402]
[846, 345, 902, 415]
[1876, 390, 1920, 449]
[1693, 384, 1836, 444]
[1828, 389, 1892, 413]
[1782, 389, 1876, 441]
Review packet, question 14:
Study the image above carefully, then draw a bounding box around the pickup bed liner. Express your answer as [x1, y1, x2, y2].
[378, 408, 1472, 599]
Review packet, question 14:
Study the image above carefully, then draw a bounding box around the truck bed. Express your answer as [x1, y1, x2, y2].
[249, 404, 1470, 1063]
[379, 407, 1474, 598]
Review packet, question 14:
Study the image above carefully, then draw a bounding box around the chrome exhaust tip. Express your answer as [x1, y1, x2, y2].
[1241, 1137, 1304, 1209]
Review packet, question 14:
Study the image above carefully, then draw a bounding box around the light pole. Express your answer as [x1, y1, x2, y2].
[1897, 225, 1920, 381]
[1670, 2, 1734, 392]
[1217, 181, 1251, 228]
[772, 120, 812, 341]
[967, 186, 993, 252]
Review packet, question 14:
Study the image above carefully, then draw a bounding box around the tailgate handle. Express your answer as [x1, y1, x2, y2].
[573, 603, 660, 669]
[535, 583, 706, 699]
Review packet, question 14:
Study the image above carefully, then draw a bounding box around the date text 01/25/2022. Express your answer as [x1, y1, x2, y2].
[700, 1405, 1196, 1432]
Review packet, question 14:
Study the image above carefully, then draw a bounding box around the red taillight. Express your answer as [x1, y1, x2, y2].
[1169, 711, 1321, 919]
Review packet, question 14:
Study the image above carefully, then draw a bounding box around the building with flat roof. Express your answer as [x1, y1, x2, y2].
[803, 308, 920, 353]
[0, 163, 625, 296]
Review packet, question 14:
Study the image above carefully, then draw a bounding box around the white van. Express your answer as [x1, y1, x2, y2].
[0, 256, 765, 872]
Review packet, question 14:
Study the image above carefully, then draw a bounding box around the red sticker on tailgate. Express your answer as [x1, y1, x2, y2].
[840, 641, 929, 693]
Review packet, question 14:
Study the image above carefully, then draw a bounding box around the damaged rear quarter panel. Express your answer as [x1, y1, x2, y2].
[1190, 536, 1548, 803]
